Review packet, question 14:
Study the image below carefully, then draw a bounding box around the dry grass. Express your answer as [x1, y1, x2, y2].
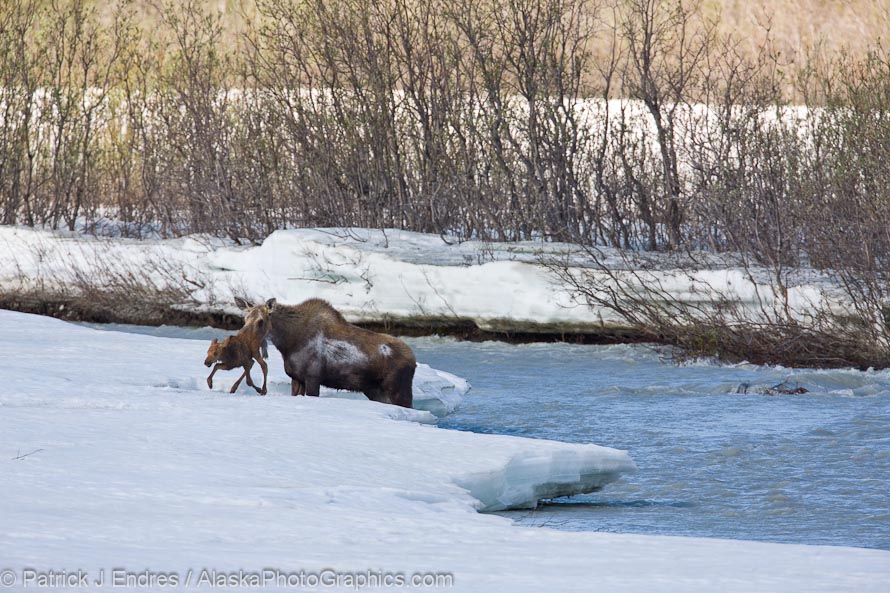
[711, 0, 888, 62]
[106, 0, 888, 60]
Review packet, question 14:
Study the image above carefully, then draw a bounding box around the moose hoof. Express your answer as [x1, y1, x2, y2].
[206, 378, 213, 389]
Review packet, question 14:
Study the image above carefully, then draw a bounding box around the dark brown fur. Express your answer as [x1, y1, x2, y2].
[243, 298, 416, 407]
[204, 326, 268, 395]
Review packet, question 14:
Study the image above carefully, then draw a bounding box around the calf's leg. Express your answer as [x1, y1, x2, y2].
[230, 366, 250, 393]
[207, 363, 226, 389]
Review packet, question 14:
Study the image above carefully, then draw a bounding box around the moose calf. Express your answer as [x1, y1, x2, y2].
[240, 297, 416, 408]
[204, 326, 268, 395]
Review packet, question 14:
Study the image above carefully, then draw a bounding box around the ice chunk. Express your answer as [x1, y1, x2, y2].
[412, 362, 471, 416]
[455, 442, 636, 511]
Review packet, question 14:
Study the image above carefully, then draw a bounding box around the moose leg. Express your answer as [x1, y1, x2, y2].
[304, 377, 321, 397]
[363, 387, 391, 405]
[253, 349, 268, 395]
[244, 360, 255, 386]
[243, 360, 264, 395]
[207, 363, 225, 389]
[230, 368, 248, 393]
[291, 378, 305, 396]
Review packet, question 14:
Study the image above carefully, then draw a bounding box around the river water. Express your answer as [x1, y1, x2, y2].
[84, 323, 890, 550]
[409, 337, 890, 551]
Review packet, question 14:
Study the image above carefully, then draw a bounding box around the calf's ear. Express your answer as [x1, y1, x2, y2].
[211, 338, 218, 345]
[265, 298, 277, 308]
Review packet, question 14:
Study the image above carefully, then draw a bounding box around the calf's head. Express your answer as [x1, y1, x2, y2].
[204, 338, 226, 367]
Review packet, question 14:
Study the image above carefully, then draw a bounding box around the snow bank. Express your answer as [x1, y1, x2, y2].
[2, 225, 836, 336]
[0, 310, 631, 512]
[1, 311, 888, 592]
[213, 228, 612, 329]
[1, 226, 593, 332]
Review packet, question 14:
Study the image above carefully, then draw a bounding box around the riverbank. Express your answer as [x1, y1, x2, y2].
[3, 310, 888, 592]
[0, 226, 829, 345]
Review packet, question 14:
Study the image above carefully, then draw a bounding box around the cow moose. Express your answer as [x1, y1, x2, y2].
[237, 297, 416, 408]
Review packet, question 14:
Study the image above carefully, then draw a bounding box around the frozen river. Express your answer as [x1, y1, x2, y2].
[86, 324, 890, 550]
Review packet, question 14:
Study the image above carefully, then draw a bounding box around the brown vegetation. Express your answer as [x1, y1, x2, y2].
[2, 0, 885, 244]
[89, 1, 890, 81]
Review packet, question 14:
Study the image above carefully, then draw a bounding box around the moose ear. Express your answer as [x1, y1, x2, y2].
[234, 296, 253, 310]
[265, 298, 277, 308]
[211, 338, 218, 345]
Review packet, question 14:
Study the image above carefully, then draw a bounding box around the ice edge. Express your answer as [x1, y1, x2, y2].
[455, 446, 637, 511]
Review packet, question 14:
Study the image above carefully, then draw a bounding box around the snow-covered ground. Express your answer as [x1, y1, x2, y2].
[0, 226, 833, 334]
[1, 310, 889, 592]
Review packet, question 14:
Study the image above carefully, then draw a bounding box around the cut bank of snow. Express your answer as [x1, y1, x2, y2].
[1, 311, 889, 593]
[0, 226, 836, 335]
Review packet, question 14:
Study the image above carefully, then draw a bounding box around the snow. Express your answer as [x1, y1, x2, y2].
[0, 226, 841, 336]
[1, 310, 888, 592]
[0, 306, 630, 505]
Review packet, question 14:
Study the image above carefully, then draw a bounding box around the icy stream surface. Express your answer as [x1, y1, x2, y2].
[83, 324, 890, 550]
[410, 338, 890, 551]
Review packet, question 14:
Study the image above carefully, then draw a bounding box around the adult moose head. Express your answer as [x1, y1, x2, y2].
[237, 297, 416, 408]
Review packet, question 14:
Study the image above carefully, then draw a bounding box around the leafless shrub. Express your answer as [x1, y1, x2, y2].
[1, 236, 212, 325]
[3, 0, 890, 365]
